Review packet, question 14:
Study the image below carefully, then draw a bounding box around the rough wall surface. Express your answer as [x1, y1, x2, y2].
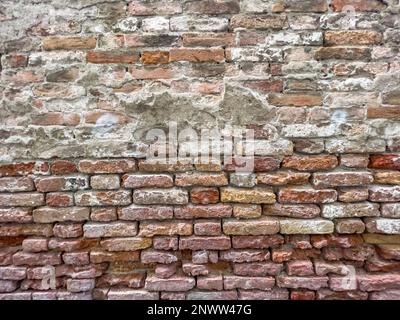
[0, 0, 400, 300]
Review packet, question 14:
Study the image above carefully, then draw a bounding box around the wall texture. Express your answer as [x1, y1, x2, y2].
[0, 0, 400, 300]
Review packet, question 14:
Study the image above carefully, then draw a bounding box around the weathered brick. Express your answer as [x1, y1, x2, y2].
[358, 274, 400, 292]
[83, 222, 137, 238]
[100, 237, 152, 251]
[365, 218, 400, 235]
[282, 155, 338, 171]
[87, 51, 138, 64]
[0, 193, 44, 207]
[50, 160, 77, 175]
[369, 154, 400, 170]
[33, 207, 89, 223]
[75, 190, 131, 206]
[132, 188, 188, 205]
[220, 249, 270, 263]
[325, 31, 382, 46]
[22, 239, 48, 253]
[182, 33, 235, 47]
[312, 172, 373, 188]
[315, 47, 371, 60]
[119, 205, 173, 220]
[174, 204, 232, 219]
[257, 172, 310, 186]
[338, 188, 369, 203]
[78, 159, 136, 173]
[13, 252, 61, 266]
[108, 289, 158, 300]
[0, 208, 32, 223]
[230, 15, 287, 30]
[46, 192, 74, 207]
[91, 207, 117, 222]
[224, 275, 275, 290]
[233, 262, 283, 276]
[280, 219, 334, 234]
[277, 275, 328, 290]
[233, 204, 262, 219]
[145, 275, 195, 292]
[179, 236, 231, 250]
[279, 189, 337, 204]
[170, 48, 225, 63]
[221, 187, 276, 204]
[382, 204, 400, 218]
[223, 218, 279, 235]
[232, 235, 284, 249]
[331, 0, 387, 12]
[0, 177, 34, 192]
[190, 188, 219, 204]
[128, 1, 182, 15]
[369, 186, 400, 202]
[35, 176, 88, 193]
[322, 202, 379, 219]
[269, 93, 323, 107]
[264, 204, 320, 219]
[90, 175, 120, 190]
[287, 260, 314, 276]
[0, 224, 52, 237]
[194, 220, 221, 236]
[335, 219, 365, 234]
[122, 174, 173, 188]
[139, 221, 192, 237]
[185, 0, 239, 14]
[374, 172, 400, 185]
[43, 37, 96, 50]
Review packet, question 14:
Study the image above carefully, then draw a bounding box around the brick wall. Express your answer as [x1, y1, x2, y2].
[0, 0, 400, 300]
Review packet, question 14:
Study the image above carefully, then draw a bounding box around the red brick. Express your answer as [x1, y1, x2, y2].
[190, 188, 219, 204]
[286, 260, 314, 276]
[0, 224, 52, 237]
[50, 160, 77, 175]
[369, 154, 400, 170]
[87, 51, 138, 64]
[291, 290, 315, 300]
[0, 162, 49, 177]
[46, 192, 74, 207]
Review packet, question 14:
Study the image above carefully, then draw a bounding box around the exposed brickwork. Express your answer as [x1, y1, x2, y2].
[0, 0, 400, 301]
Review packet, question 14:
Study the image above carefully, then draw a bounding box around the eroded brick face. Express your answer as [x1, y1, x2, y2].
[0, 0, 399, 301]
